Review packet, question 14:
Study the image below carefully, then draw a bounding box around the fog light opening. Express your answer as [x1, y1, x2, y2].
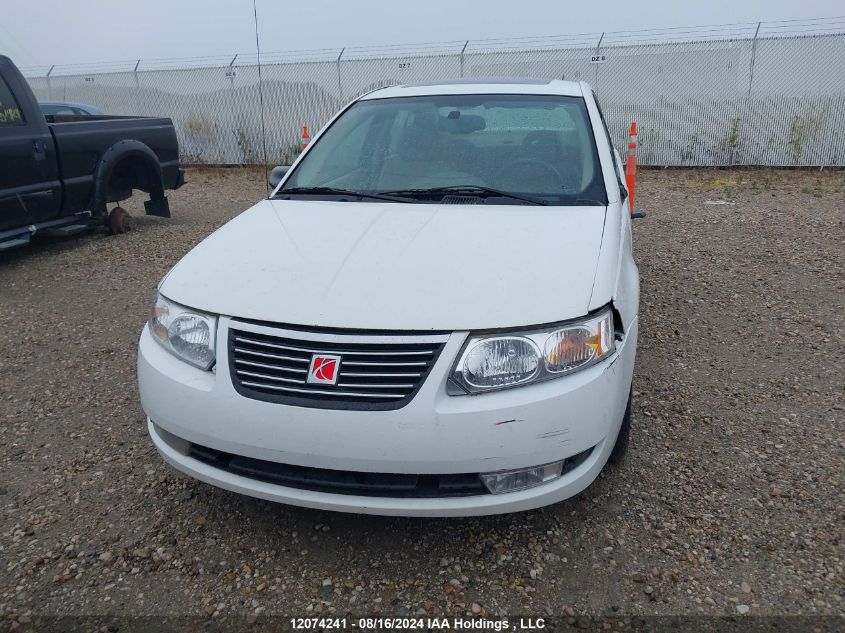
[480, 461, 564, 495]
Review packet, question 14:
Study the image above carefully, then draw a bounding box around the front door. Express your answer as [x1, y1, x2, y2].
[0, 73, 59, 232]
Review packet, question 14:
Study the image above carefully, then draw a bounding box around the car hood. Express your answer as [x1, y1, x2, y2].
[160, 199, 608, 330]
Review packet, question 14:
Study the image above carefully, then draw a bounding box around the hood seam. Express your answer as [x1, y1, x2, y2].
[585, 205, 609, 311]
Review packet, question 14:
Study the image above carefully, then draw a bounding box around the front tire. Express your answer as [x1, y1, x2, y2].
[608, 390, 632, 466]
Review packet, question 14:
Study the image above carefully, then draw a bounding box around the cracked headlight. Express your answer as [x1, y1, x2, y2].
[149, 291, 217, 370]
[449, 308, 615, 394]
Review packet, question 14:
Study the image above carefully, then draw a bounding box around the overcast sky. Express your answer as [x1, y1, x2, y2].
[2, 0, 842, 69]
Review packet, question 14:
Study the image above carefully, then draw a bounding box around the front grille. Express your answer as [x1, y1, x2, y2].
[186, 442, 596, 498]
[228, 322, 448, 410]
[188, 443, 488, 498]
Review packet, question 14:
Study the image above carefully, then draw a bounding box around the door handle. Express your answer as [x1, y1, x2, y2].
[32, 139, 47, 161]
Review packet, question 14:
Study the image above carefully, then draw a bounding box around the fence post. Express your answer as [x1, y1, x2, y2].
[734, 22, 762, 165]
[228, 54, 238, 90]
[594, 32, 604, 85]
[460, 40, 469, 77]
[336, 48, 345, 102]
[747, 22, 761, 97]
[132, 59, 141, 115]
[46, 65, 54, 100]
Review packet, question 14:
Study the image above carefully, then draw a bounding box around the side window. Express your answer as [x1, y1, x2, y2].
[0, 77, 25, 126]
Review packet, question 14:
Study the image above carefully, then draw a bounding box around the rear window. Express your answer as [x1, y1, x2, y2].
[41, 104, 76, 116]
[283, 94, 607, 206]
[0, 77, 24, 126]
[41, 104, 97, 116]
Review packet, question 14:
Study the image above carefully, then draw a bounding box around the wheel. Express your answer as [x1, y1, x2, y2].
[608, 389, 632, 466]
[108, 207, 132, 235]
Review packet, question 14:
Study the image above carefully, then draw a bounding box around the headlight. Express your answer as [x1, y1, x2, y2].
[449, 308, 615, 394]
[462, 337, 540, 389]
[149, 292, 217, 370]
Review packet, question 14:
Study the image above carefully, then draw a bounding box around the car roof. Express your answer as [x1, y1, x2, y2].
[359, 78, 586, 100]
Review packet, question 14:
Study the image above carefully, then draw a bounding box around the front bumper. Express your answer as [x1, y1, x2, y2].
[139, 316, 637, 516]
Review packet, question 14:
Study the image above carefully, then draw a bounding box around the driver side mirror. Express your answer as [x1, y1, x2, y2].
[269, 166, 290, 189]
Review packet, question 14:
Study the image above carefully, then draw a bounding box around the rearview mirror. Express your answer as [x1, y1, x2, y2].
[269, 166, 289, 189]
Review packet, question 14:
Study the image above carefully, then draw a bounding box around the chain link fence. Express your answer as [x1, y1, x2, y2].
[20, 18, 845, 166]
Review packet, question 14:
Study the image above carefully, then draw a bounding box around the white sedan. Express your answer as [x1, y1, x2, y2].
[138, 79, 640, 516]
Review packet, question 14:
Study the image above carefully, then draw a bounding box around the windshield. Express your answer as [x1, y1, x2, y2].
[280, 94, 607, 206]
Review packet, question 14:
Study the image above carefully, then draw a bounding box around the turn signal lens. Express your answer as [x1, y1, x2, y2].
[150, 296, 170, 341]
[545, 312, 613, 373]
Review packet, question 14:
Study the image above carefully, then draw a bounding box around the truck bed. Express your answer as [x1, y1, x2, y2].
[47, 116, 182, 212]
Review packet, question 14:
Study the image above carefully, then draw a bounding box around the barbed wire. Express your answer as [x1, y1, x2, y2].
[17, 15, 845, 77]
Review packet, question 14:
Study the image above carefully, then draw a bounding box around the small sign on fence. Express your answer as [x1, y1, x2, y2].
[590, 55, 608, 64]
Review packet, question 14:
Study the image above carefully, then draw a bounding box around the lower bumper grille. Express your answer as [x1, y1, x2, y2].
[186, 443, 596, 499]
[188, 444, 488, 498]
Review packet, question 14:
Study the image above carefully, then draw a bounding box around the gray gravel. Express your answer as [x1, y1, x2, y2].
[1, 167, 843, 627]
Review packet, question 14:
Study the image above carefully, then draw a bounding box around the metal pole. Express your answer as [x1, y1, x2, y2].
[228, 54, 237, 90]
[747, 22, 761, 97]
[227, 55, 237, 156]
[133, 59, 141, 115]
[252, 0, 269, 189]
[336, 48, 345, 102]
[46, 65, 54, 100]
[594, 32, 604, 85]
[735, 22, 762, 165]
[460, 40, 469, 78]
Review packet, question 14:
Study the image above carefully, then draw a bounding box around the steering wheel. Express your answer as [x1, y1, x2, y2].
[494, 158, 567, 190]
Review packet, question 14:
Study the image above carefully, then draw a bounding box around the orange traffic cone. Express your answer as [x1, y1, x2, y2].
[624, 121, 637, 214]
[301, 125, 310, 149]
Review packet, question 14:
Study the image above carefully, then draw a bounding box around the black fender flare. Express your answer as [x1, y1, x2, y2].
[90, 140, 168, 217]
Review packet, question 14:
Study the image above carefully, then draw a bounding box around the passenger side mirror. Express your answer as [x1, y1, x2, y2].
[269, 166, 290, 189]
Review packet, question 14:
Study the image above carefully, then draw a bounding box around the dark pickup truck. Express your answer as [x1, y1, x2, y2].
[0, 55, 184, 250]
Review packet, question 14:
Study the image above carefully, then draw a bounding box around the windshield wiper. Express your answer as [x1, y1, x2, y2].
[275, 187, 409, 203]
[378, 185, 548, 206]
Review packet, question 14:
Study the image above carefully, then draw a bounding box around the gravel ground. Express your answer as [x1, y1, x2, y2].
[0, 167, 843, 630]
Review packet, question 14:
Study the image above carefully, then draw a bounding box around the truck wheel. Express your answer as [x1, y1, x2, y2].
[108, 207, 132, 235]
[608, 389, 632, 466]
